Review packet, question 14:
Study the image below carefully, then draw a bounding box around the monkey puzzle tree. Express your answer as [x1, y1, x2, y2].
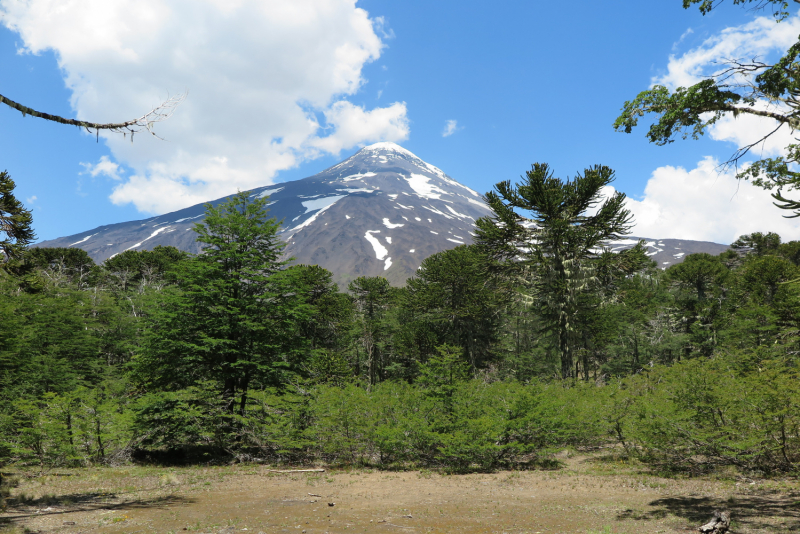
[0, 170, 35, 263]
[475, 163, 636, 379]
[402, 245, 503, 372]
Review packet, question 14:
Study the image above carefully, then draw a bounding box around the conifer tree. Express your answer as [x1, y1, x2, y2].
[0, 171, 35, 263]
[475, 163, 636, 379]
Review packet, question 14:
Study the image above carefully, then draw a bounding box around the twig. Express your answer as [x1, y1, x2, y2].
[265, 469, 325, 473]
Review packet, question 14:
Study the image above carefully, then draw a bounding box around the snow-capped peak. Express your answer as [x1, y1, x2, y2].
[360, 142, 417, 158]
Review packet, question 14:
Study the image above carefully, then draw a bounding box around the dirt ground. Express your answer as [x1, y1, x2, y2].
[1, 452, 798, 534]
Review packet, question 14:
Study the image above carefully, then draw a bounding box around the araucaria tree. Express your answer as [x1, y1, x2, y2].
[475, 163, 635, 378]
[134, 192, 296, 415]
[0, 170, 35, 263]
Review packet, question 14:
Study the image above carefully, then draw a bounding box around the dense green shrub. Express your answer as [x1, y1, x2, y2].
[614, 356, 800, 473]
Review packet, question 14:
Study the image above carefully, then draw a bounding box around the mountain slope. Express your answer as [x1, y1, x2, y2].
[38, 143, 492, 286]
[37, 142, 731, 285]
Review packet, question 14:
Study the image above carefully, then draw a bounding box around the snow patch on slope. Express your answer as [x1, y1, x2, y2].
[383, 218, 404, 229]
[465, 197, 488, 209]
[336, 188, 374, 193]
[341, 172, 377, 182]
[406, 173, 448, 200]
[422, 205, 453, 219]
[364, 231, 388, 260]
[125, 227, 172, 251]
[173, 214, 204, 223]
[255, 187, 284, 199]
[70, 234, 96, 246]
[445, 205, 469, 218]
[302, 195, 346, 213]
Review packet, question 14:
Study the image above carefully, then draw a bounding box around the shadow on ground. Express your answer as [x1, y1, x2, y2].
[617, 493, 800, 532]
[1, 493, 194, 522]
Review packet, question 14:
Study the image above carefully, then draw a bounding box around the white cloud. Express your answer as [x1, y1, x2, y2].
[654, 15, 800, 90]
[308, 100, 409, 154]
[672, 28, 694, 52]
[0, 0, 408, 214]
[619, 157, 800, 244]
[25, 195, 37, 204]
[80, 155, 122, 180]
[442, 119, 460, 137]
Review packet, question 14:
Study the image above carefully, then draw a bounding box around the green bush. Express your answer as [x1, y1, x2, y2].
[613, 356, 800, 473]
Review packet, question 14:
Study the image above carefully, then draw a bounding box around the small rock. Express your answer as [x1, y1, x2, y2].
[63, 521, 76, 525]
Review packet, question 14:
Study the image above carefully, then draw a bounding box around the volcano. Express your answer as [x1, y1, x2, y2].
[37, 142, 730, 285]
[38, 143, 493, 286]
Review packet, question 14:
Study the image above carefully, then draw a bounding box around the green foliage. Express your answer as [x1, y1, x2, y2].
[348, 276, 394, 385]
[0, 170, 35, 263]
[2, 379, 133, 468]
[309, 378, 601, 471]
[23, 247, 97, 289]
[731, 232, 782, 257]
[2, 172, 799, 478]
[287, 264, 354, 355]
[611, 355, 800, 473]
[614, 81, 742, 146]
[402, 246, 502, 372]
[102, 245, 187, 292]
[683, 0, 795, 21]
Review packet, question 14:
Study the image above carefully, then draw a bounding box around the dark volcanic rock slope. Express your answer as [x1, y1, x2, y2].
[38, 143, 493, 286]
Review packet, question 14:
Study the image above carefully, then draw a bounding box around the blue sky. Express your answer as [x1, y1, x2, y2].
[1, 0, 798, 244]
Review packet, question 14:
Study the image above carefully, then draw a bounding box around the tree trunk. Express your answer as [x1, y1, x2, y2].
[559, 325, 572, 379]
[223, 377, 237, 413]
[66, 412, 74, 447]
[239, 372, 250, 417]
[95, 418, 105, 461]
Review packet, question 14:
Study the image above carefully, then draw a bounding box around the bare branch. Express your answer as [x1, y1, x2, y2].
[719, 121, 787, 174]
[0, 92, 186, 141]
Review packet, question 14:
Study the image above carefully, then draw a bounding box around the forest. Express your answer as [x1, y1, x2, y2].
[1, 162, 799, 477]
